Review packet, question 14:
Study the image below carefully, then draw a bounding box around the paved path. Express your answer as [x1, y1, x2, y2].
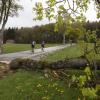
[0, 44, 71, 63]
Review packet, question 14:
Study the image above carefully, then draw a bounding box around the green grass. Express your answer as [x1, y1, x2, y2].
[0, 70, 82, 100]
[43, 43, 100, 62]
[43, 44, 83, 62]
[3, 43, 58, 53]
[0, 69, 99, 100]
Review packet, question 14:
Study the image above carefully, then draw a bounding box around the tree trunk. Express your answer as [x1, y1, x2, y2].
[0, 23, 5, 54]
[50, 58, 100, 70]
[63, 34, 65, 44]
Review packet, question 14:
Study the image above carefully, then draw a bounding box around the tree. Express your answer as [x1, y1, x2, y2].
[54, 12, 73, 44]
[0, 0, 22, 53]
[13, 23, 62, 44]
[3, 27, 16, 43]
[33, 0, 100, 44]
[33, 0, 100, 98]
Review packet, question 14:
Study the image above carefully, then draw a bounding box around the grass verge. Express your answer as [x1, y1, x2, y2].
[3, 43, 58, 53]
[43, 43, 100, 62]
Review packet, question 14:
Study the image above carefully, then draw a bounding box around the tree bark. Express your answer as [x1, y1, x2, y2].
[50, 58, 100, 70]
[0, 0, 12, 54]
[63, 34, 66, 44]
[0, 23, 5, 54]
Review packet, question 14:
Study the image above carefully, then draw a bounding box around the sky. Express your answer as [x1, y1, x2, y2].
[5, 0, 99, 28]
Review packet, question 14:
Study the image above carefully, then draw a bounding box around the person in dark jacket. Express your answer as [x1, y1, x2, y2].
[41, 41, 45, 51]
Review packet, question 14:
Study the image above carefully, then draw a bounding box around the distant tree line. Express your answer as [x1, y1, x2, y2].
[3, 21, 100, 44]
[4, 23, 63, 44]
[84, 21, 100, 38]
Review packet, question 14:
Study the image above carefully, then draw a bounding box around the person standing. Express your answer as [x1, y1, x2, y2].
[31, 40, 36, 53]
[41, 41, 45, 51]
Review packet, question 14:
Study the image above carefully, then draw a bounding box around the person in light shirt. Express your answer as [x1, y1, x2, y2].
[31, 40, 36, 53]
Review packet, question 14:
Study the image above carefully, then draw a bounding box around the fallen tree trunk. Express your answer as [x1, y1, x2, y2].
[10, 57, 100, 70]
[50, 58, 100, 70]
[50, 58, 88, 69]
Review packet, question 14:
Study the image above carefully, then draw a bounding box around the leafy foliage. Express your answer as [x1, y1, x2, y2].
[72, 67, 97, 99]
